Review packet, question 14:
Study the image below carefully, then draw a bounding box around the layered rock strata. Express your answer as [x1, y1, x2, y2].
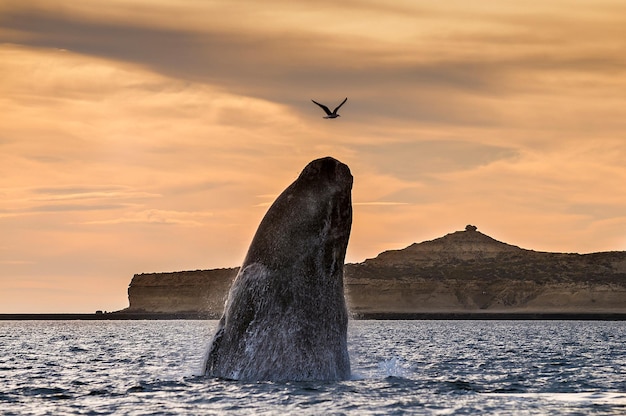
[127, 268, 236, 317]
[124, 227, 626, 315]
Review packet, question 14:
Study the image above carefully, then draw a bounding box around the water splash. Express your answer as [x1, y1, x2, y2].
[378, 357, 410, 378]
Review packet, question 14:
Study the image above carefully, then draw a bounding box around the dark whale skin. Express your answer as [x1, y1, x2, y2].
[205, 157, 352, 381]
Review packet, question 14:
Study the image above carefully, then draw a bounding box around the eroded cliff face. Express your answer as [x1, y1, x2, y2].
[124, 228, 626, 315]
[126, 268, 237, 316]
[345, 228, 626, 314]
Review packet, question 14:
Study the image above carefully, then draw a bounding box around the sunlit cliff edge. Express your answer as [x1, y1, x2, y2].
[123, 226, 626, 316]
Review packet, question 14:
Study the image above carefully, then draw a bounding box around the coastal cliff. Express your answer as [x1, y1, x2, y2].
[345, 226, 626, 315]
[123, 226, 626, 316]
[127, 268, 236, 317]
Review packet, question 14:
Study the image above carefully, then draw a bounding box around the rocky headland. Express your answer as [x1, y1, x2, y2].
[122, 226, 626, 317]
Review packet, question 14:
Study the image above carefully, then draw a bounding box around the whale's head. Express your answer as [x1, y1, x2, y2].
[297, 156, 352, 195]
[244, 156, 352, 272]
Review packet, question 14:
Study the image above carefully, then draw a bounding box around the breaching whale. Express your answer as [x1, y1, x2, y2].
[204, 156, 353, 381]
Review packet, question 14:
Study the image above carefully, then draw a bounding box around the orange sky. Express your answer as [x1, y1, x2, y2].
[2, 0, 626, 312]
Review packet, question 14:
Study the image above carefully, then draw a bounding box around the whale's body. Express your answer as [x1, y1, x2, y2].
[204, 157, 352, 381]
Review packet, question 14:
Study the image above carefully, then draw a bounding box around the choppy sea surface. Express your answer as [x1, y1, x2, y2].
[1, 320, 625, 415]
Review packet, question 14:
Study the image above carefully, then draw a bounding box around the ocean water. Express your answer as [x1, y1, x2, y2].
[1, 320, 624, 415]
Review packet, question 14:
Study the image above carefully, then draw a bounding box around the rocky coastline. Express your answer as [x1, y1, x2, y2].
[120, 226, 626, 318]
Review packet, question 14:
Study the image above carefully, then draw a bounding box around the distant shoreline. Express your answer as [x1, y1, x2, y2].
[0, 312, 216, 321]
[2, 312, 626, 320]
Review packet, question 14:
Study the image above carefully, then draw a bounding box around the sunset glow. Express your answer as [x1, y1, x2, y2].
[2, 0, 626, 312]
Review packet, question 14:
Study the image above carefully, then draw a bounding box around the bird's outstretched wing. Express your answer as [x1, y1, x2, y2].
[332, 97, 348, 114]
[311, 100, 332, 116]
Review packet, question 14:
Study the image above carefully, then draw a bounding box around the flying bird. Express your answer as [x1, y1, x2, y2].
[311, 97, 348, 119]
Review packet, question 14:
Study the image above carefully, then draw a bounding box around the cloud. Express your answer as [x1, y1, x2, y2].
[80, 209, 214, 226]
[353, 201, 409, 206]
[4, 0, 624, 128]
[0, 183, 160, 217]
[357, 140, 518, 181]
[30, 186, 160, 201]
[29, 203, 130, 212]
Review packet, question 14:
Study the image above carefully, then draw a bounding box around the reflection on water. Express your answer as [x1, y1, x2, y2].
[484, 392, 626, 404]
[0, 320, 624, 415]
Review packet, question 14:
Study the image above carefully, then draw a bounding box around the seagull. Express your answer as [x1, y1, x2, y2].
[311, 97, 348, 119]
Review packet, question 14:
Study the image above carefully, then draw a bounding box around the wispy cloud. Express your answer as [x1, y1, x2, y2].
[354, 202, 410, 206]
[30, 186, 160, 202]
[30, 203, 131, 213]
[32, 185, 147, 195]
[0, 184, 161, 217]
[357, 140, 519, 181]
[80, 209, 214, 226]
